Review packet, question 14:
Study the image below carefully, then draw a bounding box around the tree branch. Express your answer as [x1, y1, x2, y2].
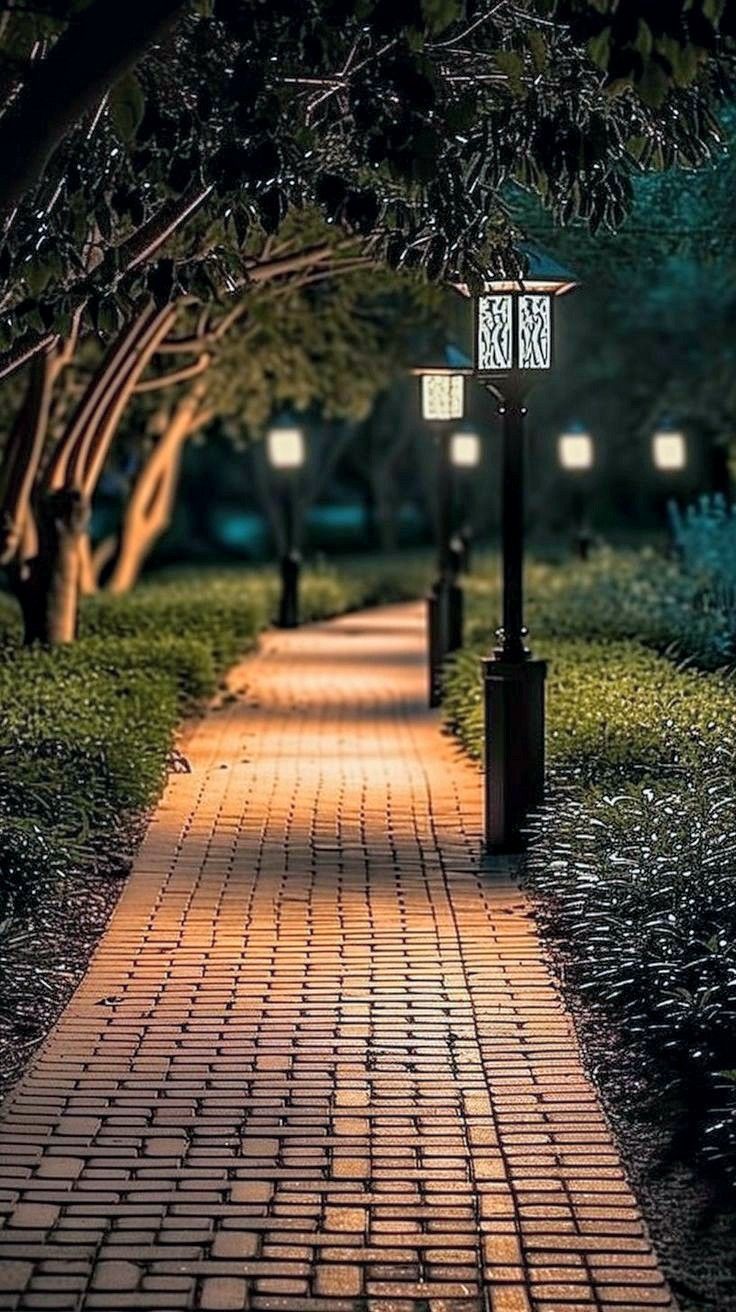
[134, 351, 212, 392]
[0, 0, 188, 225]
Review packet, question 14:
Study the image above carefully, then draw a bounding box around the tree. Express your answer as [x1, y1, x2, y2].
[95, 240, 441, 591]
[0, 0, 731, 380]
[0, 222, 383, 640]
[0, 213, 439, 635]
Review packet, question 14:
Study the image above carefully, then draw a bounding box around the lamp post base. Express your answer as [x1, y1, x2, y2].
[277, 552, 301, 629]
[482, 655, 546, 852]
[427, 579, 463, 707]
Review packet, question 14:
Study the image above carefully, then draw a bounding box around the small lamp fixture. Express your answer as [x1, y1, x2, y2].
[558, 425, 594, 471]
[266, 424, 305, 470]
[412, 342, 473, 422]
[453, 246, 577, 381]
[450, 429, 481, 469]
[652, 423, 686, 472]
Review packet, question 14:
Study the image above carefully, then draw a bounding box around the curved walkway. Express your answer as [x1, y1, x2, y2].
[0, 604, 673, 1312]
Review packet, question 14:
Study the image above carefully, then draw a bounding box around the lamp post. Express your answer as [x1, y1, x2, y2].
[412, 344, 473, 707]
[455, 247, 577, 852]
[652, 420, 687, 547]
[450, 428, 481, 573]
[558, 423, 594, 560]
[266, 420, 306, 628]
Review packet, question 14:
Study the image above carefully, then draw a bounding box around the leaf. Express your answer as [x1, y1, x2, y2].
[636, 59, 671, 108]
[421, 0, 462, 35]
[109, 71, 146, 142]
[495, 50, 525, 96]
[527, 29, 548, 73]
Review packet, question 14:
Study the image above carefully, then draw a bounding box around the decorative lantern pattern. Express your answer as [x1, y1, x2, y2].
[477, 292, 552, 373]
[421, 373, 465, 422]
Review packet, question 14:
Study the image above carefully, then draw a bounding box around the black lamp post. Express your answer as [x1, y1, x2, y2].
[266, 420, 306, 628]
[558, 423, 595, 560]
[450, 428, 481, 574]
[412, 344, 474, 707]
[651, 419, 687, 547]
[455, 248, 577, 852]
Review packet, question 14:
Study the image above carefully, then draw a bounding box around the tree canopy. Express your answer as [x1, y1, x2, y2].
[0, 0, 732, 378]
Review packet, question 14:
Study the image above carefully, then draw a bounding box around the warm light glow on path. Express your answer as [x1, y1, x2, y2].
[0, 604, 672, 1310]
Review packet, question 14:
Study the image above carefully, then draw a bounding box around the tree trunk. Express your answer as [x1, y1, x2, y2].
[106, 384, 206, 593]
[27, 490, 91, 645]
[77, 533, 98, 595]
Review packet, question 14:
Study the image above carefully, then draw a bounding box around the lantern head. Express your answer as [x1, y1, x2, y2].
[652, 424, 686, 471]
[450, 429, 481, 469]
[266, 423, 306, 470]
[558, 424, 594, 472]
[411, 341, 473, 422]
[453, 246, 577, 380]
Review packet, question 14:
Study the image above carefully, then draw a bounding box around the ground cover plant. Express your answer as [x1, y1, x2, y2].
[444, 541, 736, 1191]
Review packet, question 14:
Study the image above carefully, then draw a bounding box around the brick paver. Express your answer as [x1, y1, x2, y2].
[0, 604, 674, 1311]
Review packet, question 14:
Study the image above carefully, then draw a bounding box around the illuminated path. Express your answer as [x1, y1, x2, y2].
[0, 604, 673, 1311]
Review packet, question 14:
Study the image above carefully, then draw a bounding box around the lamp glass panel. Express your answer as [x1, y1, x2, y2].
[559, 432, 593, 470]
[477, 294, 513, 371]
[518, 294, 551, 369]
[267, 426, 305, 469]
[421, 373, 464, 421]
[653, 431, 686, 471]
[450, 431, 481, 468]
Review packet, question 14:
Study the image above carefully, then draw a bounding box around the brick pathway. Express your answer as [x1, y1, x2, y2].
[0, 604, 674, 1312]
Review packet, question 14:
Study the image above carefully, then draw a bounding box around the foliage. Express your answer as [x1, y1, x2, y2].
[443, 543, 736, 1179]
[444, 635, 736, 777]
[526, 773, 736, 1180]
[463, 548, 736, 667]
[670, 494, 736, 594]
[0, 1, 732, 370]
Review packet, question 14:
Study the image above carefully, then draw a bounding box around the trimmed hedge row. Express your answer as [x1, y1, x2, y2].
[444, 550, 736, 1181]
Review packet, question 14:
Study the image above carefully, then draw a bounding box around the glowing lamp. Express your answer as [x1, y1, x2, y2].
[559, 428, 594, 471]
[451, 430, 481, 468]
[653, 427, 686, 471]
[266, 425, 305, 470]
[412, 341, 473, 422]
[453, 246, 577, 379]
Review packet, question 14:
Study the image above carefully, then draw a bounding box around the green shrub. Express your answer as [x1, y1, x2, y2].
[444, 637, 736, 781]
[464, 548, 735, 668]
[80, 584, 268, 673]
[525, 772, 736, 1179]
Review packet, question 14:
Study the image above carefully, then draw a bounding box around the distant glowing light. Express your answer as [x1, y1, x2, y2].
[653, 429, 686, 471]
[266, 426, 305, 469]
[450, 431, 481, 468]
[559, 430, 594, 471]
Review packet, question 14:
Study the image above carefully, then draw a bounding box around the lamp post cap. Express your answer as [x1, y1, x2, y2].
[451, 243, 578, 297]
[410, 340, 474, 375]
